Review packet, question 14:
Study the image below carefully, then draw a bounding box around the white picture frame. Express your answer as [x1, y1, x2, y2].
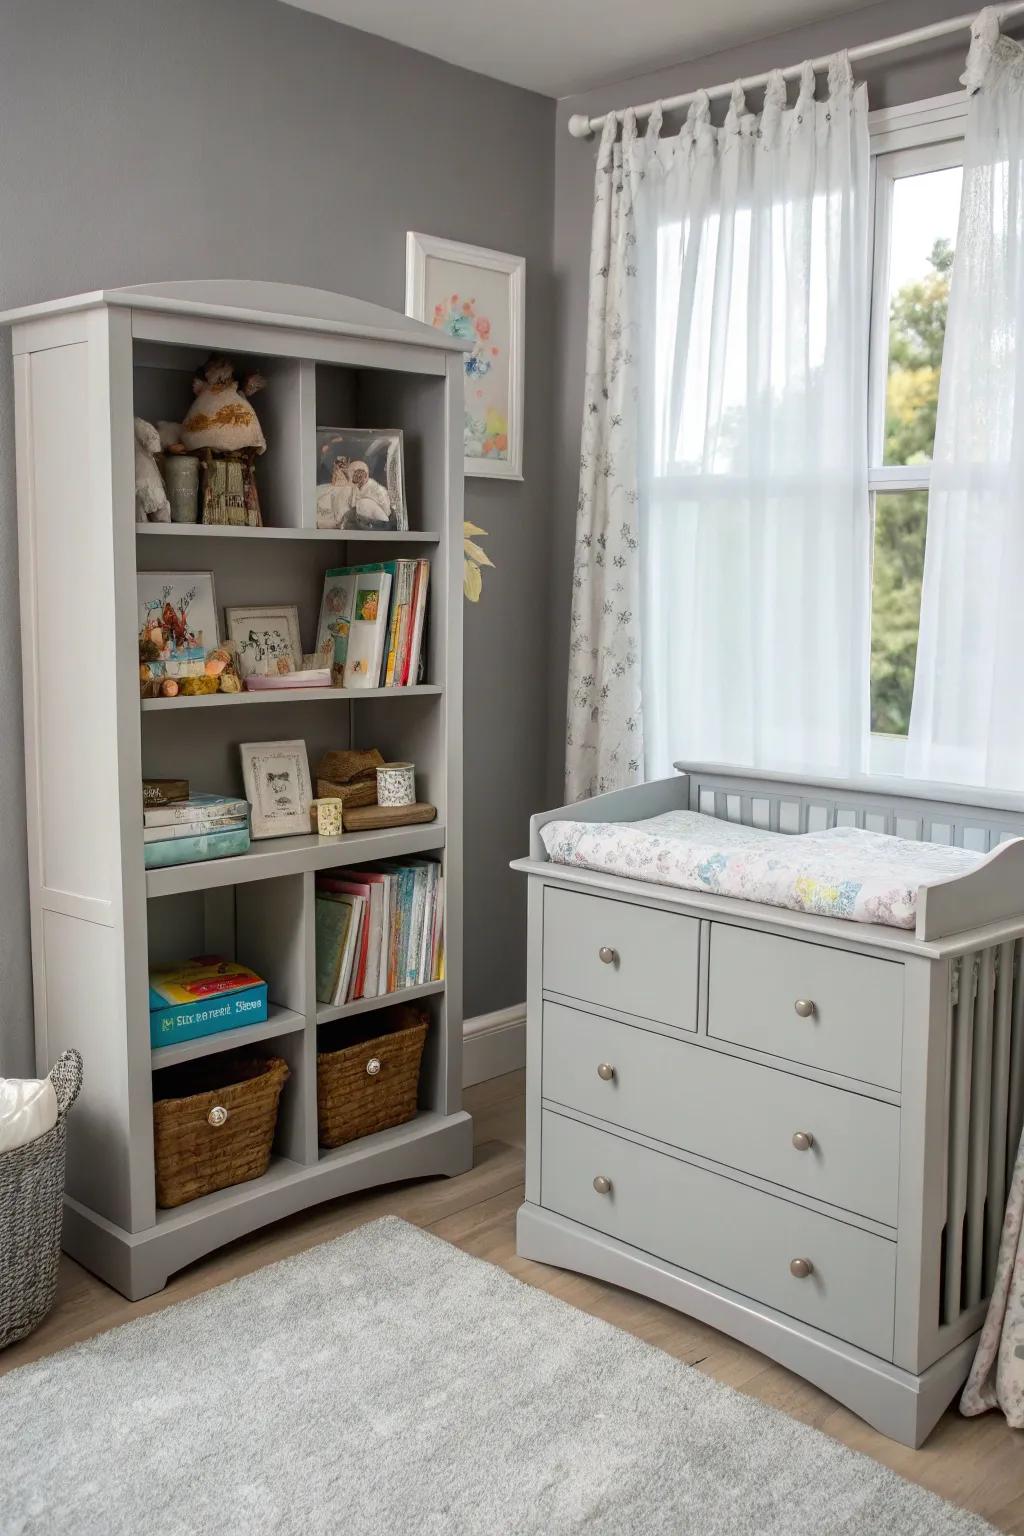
[137, 570, 219, 667]
[240, 739, 313, 840]
[406, 231, 524, 480]
[226, 605, 303, 679]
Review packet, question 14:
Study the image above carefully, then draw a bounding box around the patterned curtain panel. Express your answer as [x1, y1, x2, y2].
[565, 112, 648, 802]
[906, 10, 1024, 789]
[565, 59, 872, 798]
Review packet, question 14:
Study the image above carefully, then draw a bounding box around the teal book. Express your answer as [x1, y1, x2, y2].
[150, 985, 269, 1048]
[143, 824, 250, 869]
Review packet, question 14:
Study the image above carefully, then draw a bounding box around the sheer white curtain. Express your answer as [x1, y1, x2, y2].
[638, 59, 872, 781]
[906, 12, 1024, 789]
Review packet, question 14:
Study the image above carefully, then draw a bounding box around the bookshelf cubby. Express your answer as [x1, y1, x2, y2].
[5, 279, 473, 1299]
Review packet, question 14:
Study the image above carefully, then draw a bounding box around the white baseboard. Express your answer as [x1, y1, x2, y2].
[462, 1004, 526, 1087]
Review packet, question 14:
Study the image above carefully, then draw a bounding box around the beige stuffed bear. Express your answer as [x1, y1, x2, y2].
[180, 356, 267, 454]
[134, 417, 170, 523]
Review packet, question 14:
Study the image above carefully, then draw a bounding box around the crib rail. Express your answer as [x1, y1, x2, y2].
[941, 942, 1024, 1326]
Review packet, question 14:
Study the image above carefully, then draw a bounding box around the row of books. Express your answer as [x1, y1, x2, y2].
[329, 559, 429, 689]
[143, 792, 251, 869]
[315, 860, 444, 1008]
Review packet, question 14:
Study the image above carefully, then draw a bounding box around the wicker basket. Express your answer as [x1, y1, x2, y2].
[317, 1008, 428, 1149]
[153, 1054, 289, 1209]
[0, 1049, 83, 1350]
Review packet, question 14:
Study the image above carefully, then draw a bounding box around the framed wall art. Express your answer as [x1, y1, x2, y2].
[239, 739, 313, 840]
[225, 604, 302, 679]
[406, 232, 524, 480]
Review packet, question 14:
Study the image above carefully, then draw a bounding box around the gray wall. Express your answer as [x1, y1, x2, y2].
[547, 0, 997, 800]
[0, 0, 554, 1075]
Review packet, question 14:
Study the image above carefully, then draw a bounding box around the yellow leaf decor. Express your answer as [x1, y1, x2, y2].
[464, 520, 494, 603]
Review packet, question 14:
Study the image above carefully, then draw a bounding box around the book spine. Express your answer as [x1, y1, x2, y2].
[144, 798, 248, 828]
[143, 814, 248, 843]
[408, 560, 430, 685]
[143, 826, 250, 869]
[383, 570, 405, 687]
[150, 984, 268, 1047]
[396, 563, 416, 687]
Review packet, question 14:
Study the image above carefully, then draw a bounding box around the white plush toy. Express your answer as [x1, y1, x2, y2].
[134, 417, 171, 523]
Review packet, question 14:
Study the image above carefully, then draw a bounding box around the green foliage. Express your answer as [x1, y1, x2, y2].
[870, 238, 952, 735]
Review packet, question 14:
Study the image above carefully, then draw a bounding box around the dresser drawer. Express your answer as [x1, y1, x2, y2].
[541, 1003, 900, 1225]
[541, 1110, 896, 1358]
[543, 887, 699, 1031]
[708, 925, 903, 1090]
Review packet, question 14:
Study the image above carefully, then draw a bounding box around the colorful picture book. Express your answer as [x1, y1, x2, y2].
[142, 793, 251, 868]
[314, 860, 444, 1007]
[149, 956, 268, 1048]
[315, 560, 430, 690]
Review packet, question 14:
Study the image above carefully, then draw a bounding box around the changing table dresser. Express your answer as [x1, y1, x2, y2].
[512, 765, 1024, 1446]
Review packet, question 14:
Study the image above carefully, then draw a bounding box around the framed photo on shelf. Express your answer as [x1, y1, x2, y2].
[137, 571, 219, 669]
[239, 739, 314, 840]
[225, 605, 303, 679]
[406, 231, 524, 480]
[315, 427, 408, 531]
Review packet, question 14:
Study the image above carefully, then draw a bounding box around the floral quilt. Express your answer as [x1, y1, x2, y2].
[539, 810, 987, 929]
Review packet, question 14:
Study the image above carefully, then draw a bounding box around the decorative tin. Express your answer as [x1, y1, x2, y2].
[376, 761, 416, 807]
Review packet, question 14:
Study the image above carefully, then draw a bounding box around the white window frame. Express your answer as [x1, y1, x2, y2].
[866, 92, 968, 777]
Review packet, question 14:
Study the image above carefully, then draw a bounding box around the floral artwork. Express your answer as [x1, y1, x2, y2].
[225, 606, 302, 680]
[137, 572, 219, 666]
[406, 234, 524, 479]
[463, 521, 494, 604]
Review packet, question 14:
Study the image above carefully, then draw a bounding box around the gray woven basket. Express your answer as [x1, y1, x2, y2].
[0, 1049, 83, 1349]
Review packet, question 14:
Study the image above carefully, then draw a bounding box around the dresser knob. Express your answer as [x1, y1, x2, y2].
[792, 1130, 814, 1152]
[593, 1175, 612, 1195]
[598, 946, 618, 966]
[790, 1257, 814, 1279]
[366, 1057, 382, 1077]
[597, 1062, 616, 1082]
[207, 1105, 229, 1128]
[793, 998, 815, 1018]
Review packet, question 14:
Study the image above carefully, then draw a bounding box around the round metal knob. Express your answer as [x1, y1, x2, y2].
[593, 1175, 612, 1195]
[793, 998, 816, 1018]
[366, 1057, 382, 1077]
[597, 1062, 616, 1082]
[792, 1131, 814, 1152]
[598, 946, 618, 966]
[789, 1257, 814, 1279]
[207, 1105, 229, 1128]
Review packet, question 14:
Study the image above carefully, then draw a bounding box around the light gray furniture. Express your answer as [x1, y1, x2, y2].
[3, 280, 473, 1300]
[513, 763, 1024, 1446]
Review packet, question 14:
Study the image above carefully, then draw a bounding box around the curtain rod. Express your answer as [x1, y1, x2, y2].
[567, 2, 1024, 138]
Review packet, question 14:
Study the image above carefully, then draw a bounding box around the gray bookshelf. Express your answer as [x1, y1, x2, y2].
[3, 279, 473, 1299]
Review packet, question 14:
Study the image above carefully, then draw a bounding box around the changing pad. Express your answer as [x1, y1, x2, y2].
[540, 809, 989, 929]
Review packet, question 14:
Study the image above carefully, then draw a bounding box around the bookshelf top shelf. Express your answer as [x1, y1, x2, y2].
[136, 524, 441, 544]
[141, 684, 442, 711]
[145, 820, 446, 897]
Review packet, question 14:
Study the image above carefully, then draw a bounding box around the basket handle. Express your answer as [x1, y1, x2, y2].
[48, 1049, 83, 1117]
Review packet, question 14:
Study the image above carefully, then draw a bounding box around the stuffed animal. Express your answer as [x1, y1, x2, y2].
[134, 417, 170, 523]
[180, 356, 267, 454]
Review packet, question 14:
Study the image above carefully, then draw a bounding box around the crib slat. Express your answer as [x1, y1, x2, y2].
[944, 956, 976, 1325]
[986, 943, 1015, 1291]
[1008, 941, 1024, 1187]
[966, 950, 994, 1308]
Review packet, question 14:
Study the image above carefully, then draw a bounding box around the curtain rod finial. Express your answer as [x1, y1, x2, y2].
[569, 113, 595, 139]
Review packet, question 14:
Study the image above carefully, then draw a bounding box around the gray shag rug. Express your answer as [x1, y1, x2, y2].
[0, 1216, 996, 1535]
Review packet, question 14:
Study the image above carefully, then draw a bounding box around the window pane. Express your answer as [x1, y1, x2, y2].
[870, 490, 928, 735]
[883, 164, 962, 466]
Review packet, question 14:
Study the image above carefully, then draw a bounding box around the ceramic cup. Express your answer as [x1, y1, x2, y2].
[312, 798, 343, 837]
[164, 454, 200, 523]
[376, 762, 416, 807]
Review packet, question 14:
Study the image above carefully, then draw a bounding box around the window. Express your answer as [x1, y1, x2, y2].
[867, 96, 967, 769]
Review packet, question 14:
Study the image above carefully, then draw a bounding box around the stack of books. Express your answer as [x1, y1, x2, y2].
[144, 793, 251, 869]
[326, 559, 430, 690]
[149, 956, 268, 1048]
[314, 860, 444, 1008]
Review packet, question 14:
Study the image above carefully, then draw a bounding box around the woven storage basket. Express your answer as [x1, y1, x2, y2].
[153, 1054, 289, 1209]
[0, 1049, 83, 1350]
[317, 1008, 428, 1148]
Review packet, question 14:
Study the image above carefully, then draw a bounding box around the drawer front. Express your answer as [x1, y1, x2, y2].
[541, 1110, 896, 1359]
[541, 1002, 900, 1225]
[708, 924, 903, 1090]
[543, 887, 699, 1031]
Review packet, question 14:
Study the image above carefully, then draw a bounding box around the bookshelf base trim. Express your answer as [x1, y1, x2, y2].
[61, 1109, 473, 1301]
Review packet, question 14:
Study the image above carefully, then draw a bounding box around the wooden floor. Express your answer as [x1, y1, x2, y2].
[4, 1069, 1023, 1531]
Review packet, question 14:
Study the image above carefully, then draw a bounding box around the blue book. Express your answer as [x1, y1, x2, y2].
[150, 984, 269, 1048]
[144, 824, 250, 869]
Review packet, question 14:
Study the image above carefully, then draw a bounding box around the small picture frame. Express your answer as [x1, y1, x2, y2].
[225, 605, 303, 679]
[137, 571, 219, 669]
[315, 427, 408, 531]
[239, 739, 313, 840]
